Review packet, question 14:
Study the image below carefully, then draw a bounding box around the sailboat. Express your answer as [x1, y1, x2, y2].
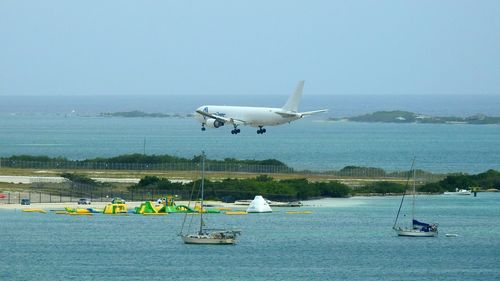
[393, 159, 438, 237]
[179, 151, 241, 245]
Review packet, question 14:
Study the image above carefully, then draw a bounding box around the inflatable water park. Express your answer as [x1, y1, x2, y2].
[134, 195, 199, 214]
[17, 195, 309, 216]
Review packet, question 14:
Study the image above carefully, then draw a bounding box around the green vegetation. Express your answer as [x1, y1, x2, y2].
[5, 169, 497, 200]
[340, 166, 387, 177]
[350, 111, 418, 123]
[329, 111, 500, 124]
[1, 153, 292, 173]
[130, 175, 351, 201]
[60, 172, 99, 186]
[354, 181, 406, 195]
[419, 169, 499, 193]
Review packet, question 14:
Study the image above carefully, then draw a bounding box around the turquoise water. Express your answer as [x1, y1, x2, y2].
[0, 115, 499, 173]
[1, 193, 499, 280]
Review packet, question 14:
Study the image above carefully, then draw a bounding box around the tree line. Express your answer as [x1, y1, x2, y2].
[57, 169, 499, 201]
[129, 169, 499, 200]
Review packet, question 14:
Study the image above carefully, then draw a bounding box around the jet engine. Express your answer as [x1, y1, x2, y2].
[205, 118, 224, 128]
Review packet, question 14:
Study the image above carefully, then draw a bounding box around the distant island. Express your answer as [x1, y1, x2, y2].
[328, 111, 500, 125]
[100, 111, 193, 118]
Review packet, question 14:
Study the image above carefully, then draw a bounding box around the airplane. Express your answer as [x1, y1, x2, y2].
[194, 80, 327, 134]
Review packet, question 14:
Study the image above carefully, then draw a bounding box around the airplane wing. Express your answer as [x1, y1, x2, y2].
[196, 109, 246, 125]
[299, 109, 328, 117]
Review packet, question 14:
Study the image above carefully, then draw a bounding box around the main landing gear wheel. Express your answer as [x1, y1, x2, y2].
[257, 127, 266, 134]
[201, 125, 206, 131]
[231, 128, 241, 135]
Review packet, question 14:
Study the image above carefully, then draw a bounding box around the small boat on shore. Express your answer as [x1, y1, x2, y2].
[443, 188, 472, 195]
[235, 199, 302, 207]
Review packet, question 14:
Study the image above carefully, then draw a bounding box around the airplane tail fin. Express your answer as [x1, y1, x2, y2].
[282, 80, 304, 112]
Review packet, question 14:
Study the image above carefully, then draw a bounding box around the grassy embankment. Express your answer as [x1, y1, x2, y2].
[0, 166, 410, 191]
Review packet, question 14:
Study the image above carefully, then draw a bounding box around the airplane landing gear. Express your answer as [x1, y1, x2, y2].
[201, 124, 206, 131]
[257, 126, 267, 134]
[231, 125, 241, 135]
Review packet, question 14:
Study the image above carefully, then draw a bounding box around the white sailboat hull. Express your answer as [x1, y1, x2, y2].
[181, 235, 236, 245]
[394, 228, 438, 237]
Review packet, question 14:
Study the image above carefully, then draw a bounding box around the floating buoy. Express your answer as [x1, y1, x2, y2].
[142, 213, 168, 216]
[22, 209, 47, 214]
[67, 212, 93, 216]
[225, 211, 247, 215]
[286, 211, 313, 215]
[446, 233, 459, 237]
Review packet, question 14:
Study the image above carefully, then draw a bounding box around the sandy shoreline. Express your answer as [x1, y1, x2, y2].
[0, 200, 248, 211]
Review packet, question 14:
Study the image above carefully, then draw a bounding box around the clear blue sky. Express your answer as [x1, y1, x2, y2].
[0, 0, 498, 96]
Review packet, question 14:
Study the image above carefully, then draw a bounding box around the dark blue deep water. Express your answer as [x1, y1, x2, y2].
[1, 194, 499, 280]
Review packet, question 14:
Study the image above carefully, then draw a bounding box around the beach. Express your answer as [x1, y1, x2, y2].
[0, 200, 241, 211]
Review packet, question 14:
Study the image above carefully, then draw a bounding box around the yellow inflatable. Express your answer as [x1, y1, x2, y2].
[103, 203, 128, 214]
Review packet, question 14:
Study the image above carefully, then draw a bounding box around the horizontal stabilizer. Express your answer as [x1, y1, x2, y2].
[299, 109, 328, 117]
[275, 111, 300, 118]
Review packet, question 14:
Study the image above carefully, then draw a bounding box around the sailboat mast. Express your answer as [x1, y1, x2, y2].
[412, 167, 416, 224]
[199, 151, 205, 235]
[393, 157, 416, 229]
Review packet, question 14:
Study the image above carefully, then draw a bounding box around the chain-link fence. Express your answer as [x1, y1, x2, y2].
[0, 159, 446, 182]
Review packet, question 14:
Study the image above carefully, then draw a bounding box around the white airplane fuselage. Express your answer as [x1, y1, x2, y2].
[193, 81, 327, 134]
[194, 105, 301, 128]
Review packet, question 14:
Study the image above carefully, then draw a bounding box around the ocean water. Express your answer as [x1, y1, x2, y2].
[1, 94, 500, 117]
[1, 193, 499, 280]
[1, 95, 499, 173]
[0, 115, 498, 173]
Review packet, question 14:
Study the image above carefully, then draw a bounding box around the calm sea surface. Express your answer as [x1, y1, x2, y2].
[0, 115, 498, 173]
[1, 94, 499, 173]
[1, 194, 499, 280]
